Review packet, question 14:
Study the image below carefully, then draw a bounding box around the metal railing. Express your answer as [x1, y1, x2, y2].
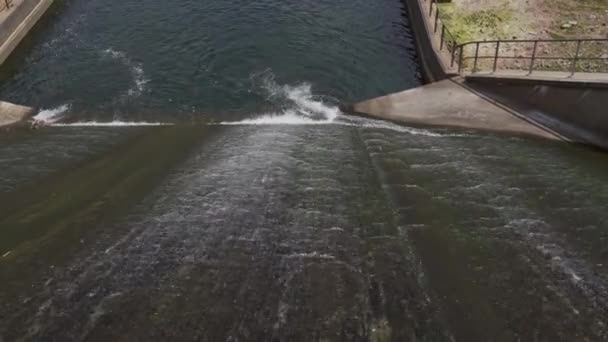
[455, 39, 608, 75]
[421, 0, 608, 76]
[424, 0, 459, 59]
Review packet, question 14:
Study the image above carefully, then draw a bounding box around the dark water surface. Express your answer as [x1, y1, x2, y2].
[0, 0, 419, 122]
[1, 0, 608, 341]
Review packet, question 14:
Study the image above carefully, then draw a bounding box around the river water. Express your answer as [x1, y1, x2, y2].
[1, 0, 608, 341]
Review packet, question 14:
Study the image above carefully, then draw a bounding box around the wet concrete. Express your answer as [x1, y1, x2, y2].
[0, 100, 33, 127]
[349, 78, 563, 140]
[1, 123, 608, 341]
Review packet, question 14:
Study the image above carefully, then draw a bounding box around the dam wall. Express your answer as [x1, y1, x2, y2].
[0, 0, 53, 66]
[466, 76, 608, 149]
[0, 0, 52, 126]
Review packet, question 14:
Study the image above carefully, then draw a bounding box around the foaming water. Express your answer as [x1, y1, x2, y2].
[33, 104, 72, 124]
[222, 73, 341, 125]
[51, 121, 171, 127]
[32, 104, 168, 127]
[339, 115, 471, 137]
[102, 48, 149, 98]
[223, 110, 337, 125]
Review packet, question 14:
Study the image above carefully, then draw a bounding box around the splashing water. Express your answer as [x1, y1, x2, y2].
[33, 104, 72, 124]
[222, 72, 341, 125]
[51, 121, 171, 127]
[33, 104, 170, 127]
[102, 48, 149, 98]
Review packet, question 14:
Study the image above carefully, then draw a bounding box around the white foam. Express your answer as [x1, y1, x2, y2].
[282, 83, 340, 122]
[223, 75, 341, 125]
[33, 104, 71, 124]
[51, 121, 171, 127]
[340, 115, 470, 137]
[102, 48, 149, 98]
[222, 110, 336, 125]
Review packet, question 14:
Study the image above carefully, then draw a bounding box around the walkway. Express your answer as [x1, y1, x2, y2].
[466, 70, 608, 87]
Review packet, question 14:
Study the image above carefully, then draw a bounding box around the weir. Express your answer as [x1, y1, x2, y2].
[2, 0, 608, 340]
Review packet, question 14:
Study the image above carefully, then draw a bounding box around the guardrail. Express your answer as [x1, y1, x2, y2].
[422, 0, 608, 76]
[424, 0, 460, 60]
[455, 39, 608, 75]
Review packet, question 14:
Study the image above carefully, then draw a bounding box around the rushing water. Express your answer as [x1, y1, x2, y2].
[2, 0, 608, 341]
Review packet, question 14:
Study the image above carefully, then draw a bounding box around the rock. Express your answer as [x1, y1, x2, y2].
[601, 54, 608, 59]
[561, 23, 572, 29]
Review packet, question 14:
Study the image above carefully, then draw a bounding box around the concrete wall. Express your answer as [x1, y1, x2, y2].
[0, 0, 38, 44]
[466, 79, 608, 149]
[0, 100, 34, 127]
[0, 0, 53, 65]
[401, 0, 449, 83]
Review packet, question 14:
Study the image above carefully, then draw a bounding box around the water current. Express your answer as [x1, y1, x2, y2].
[1, 0, 608, 340]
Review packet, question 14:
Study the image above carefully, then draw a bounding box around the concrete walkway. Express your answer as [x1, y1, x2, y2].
[350, 78, 563, 140]
[0, 0, 53, 66]
[466, 70, 608, 87]
[0, 0, 51, 127]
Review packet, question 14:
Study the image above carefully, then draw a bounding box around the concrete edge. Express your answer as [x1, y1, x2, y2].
[466, 74, 608, 89]
[339, 101, 572, 143]
[448, 77, 571, 142]
[0, 100, 36, 129]
[0, 0, 54, 66]
[401, 0, 449, 82]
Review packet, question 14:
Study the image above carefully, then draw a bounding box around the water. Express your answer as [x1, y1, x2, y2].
[0, 0, 419, 123]
[2, 0, 608, 341]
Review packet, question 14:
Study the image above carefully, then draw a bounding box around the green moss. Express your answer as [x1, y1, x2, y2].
[439, 3, 515, 43]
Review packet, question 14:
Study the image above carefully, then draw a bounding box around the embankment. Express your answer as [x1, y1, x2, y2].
[0, 0, 53, 65]
[348, 0, 607, 149]
[466, 76, 608, 149]
[0, 0, 52, 126]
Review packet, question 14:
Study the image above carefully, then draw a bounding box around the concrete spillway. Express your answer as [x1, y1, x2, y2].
[349, 77, 564, 140]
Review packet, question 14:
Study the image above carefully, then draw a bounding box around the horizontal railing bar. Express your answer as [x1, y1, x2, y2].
[422, 0, 606, 75]
[462, 56, 608, 61]
[458, 38, 608, 46]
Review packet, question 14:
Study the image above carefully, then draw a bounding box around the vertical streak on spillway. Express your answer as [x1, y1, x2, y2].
[356, 128, 608, 341]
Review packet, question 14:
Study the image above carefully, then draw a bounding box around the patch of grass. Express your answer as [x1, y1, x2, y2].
[439, 3, 515, 43]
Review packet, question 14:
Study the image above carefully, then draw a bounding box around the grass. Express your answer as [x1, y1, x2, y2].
[438, 2, 515, 43]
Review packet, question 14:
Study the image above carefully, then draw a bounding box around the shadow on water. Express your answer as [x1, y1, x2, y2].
[0, 125, 215, 301]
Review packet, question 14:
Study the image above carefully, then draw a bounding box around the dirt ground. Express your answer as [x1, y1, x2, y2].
[439, 0, 608, 72]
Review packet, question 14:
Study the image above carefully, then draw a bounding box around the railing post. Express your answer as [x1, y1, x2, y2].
[440, 26, 446, 50]
[429, 0, 434, 16]
[458, 45, 464, 73]
[434, 7, 439, 32]
[528, 40, 538, 75]
[492, 41, 500, 72]
[570, 40, 582, 76]
[473, 42, 480, 73]
[450, 40, 456, 67]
